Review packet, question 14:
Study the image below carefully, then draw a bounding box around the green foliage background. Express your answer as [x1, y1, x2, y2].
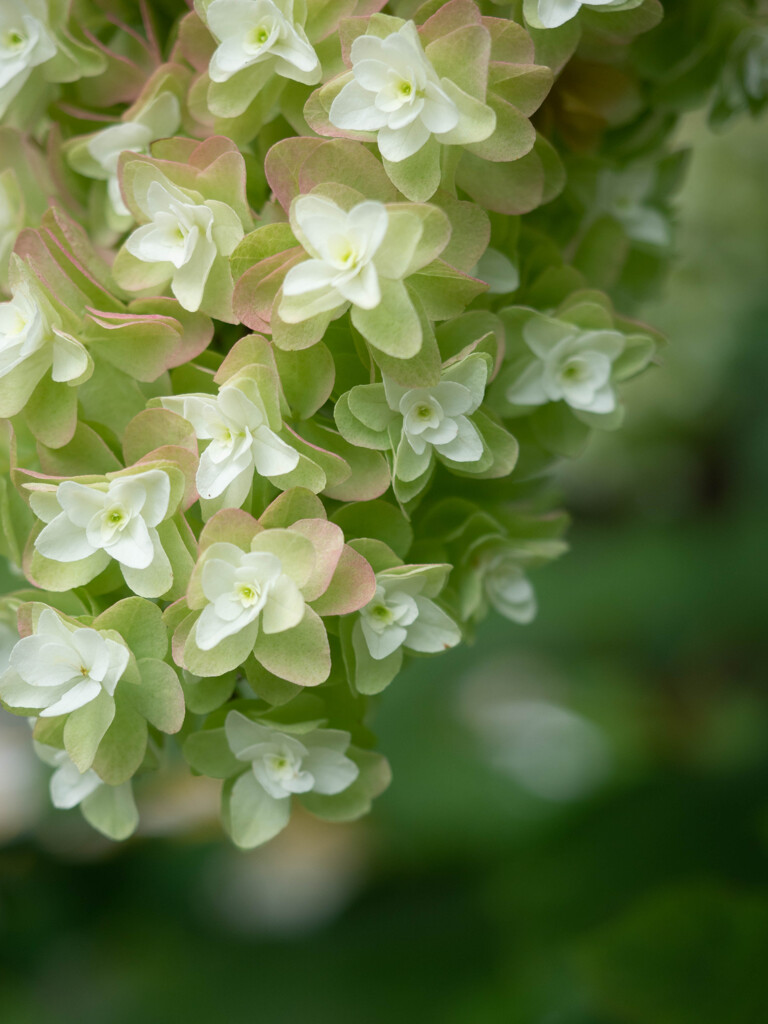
[0, 109, 766, 1024]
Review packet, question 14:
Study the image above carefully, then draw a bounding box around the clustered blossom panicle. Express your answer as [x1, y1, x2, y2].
[0, 0, 716, 848]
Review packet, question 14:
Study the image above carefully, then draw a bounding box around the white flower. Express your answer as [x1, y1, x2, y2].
[532, 0, 629, 30]
[281, 196, 389, 320]
[124, 176, 244, 312]
[359, 573, 460, 660]
[33, 469, 171, 571]
[206, 0, 320, 85]
[506, 319, 625, 415]
[226, 712, 359, 798]
[0, 608, 128, 717]
[0, 1, 56, 95]
[383, 358, 488, 482]
[224, 711, 359, 846]
[330, 21, 490, 162]
[399, 384, 483, 460]
[195, 541, 305, 650]
[84, 93, 181, 217]
[482, 555, 537, 624]
[34, 740, 139, 839]
[595, 165, 671, 248]
[160, 385, 299, 508]
[0, 269, 89, 383]
[36, 742, 104, 808]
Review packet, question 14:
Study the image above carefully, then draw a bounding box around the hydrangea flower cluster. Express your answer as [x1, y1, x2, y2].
[0, 0, 759, 847]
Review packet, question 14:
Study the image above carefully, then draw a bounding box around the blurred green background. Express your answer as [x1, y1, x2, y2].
[1, 111, 767, 1024]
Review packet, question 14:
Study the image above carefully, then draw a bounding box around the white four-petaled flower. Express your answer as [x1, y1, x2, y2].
[506, 319, 625, 415]
[0, 1, 56, 104]
[281, 196, 389, 320]
[224, 711, 358, 844]
[330, 22, 487, 162]
[359, 573, 460, 660]
[195, 541, 305, 650]
[385, 371, 485, 482]
[33, 469, 171, 570]
[84, 93, 181, 217]
[37, 742, 105, 808]
[124, 176, 244, 312]
[34, 740, 139, 839]
[0, 272, 89, 383]
[206, 0, 320, 85]
[160, 385, 299, 508]
[0, 608, 128, 717]
[481, 554, 537, 624]
[226, 712, 359, 799]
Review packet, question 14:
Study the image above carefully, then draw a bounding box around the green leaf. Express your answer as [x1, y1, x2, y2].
[81, 783, 139, 842]
[93, 597, 168, 661]
[181, 615, 260, 678]
[260, 487, 327, 529]
[184, 726, 243, 778]
[24, 374, 79, 450]
[407, 260, 488, 321]
[300, 747, 391, 821]
[310, 544, 376, 616]
[351, 279, 421, 358]
[222, 771, 291, 849]
[532, 403, 591, 458]
[346, 538, 402, 574]
[180, 670, 237, 716]
[334, 391, 392, 450]
[122, 408, 198, 465]
[37, 421, 123, 477]
[273, 342, 335, 419]
[92, 698, 148, 786]
[349, 617, 403, 695]
[251, 607, 330, 685]
[331, 500, 413, 558]
[63, 691, 116, 773]
[383, 137, 441, 202]
[120, 658, 185, 734]
[244, 656, 303, 706]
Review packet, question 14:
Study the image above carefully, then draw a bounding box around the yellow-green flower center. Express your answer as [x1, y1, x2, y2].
[237, 582, 261, 606]
[3, 29, 25, 50]
[248, 25, 271, 47]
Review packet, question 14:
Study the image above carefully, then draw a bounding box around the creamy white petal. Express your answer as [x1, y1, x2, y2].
[301, 746, 359, 795]
[334, 260, 381, 309]
[377, 119, 431, 162]
[11, 636, 80, 686]
[195, 602, 255, 650]
[330, 80, 390, 132]
[404, 596, 460, 653]
[41, 678, 102, 717]
[261, 574, 305, 634]
[282, 258, 339, 296]
[197, 441, 254, 500]
[225, 711, 274, 759]
[51, 329, 89, 383]
[251, 426, 300, 478]
[56, 481, 107, 526]
[50, 759, 103, 809]
[434, 415, 484, 463]
[361, 617, 407, 660]
[104, 514, 154, 569]
[536, 0, 583, 28]
[35, 513, 99, 562]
